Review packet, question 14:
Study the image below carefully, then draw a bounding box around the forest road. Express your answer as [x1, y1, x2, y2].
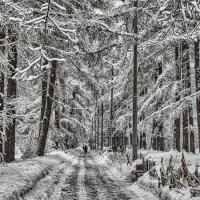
[20, 150, 159, 200]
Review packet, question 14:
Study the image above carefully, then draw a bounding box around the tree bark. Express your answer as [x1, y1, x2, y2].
[94, 112, 97, 149]
[189, 107, 195, 153]
[97, 106, 100, 150]
[152, 120, 157, 150]
[152, 62, 164, 151]
[158, 122, 164, 151]
[37, 61, 57, 156]
[158, 62, 164, 151]
[38, 62, 48, 140]
[0, 72, 4, 153]
[94, 98, 97, 149]
[101, 101, 104, 151]
[183, 110, 189, 152]
[55, 102, 60, 131]
[0, 30, 5, 154]
[174, 45, 181, 151]
[110, 66, 114, 147]
[194, 40, 200, 152]
[54, 94, 60, 149]
[181, 41, 191, 153]
[132, 0, 138, 161]
[5, 29, 17, 162]
[91, 117, 94, 149]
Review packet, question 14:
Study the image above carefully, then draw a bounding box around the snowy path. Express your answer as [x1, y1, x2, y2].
[17, 150, 159, 200]
[82, 152, 158, 200]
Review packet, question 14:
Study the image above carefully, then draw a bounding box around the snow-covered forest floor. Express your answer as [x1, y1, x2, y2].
[2, 147, 200, 200]
[0, 148, 158, 200]
[135, 150, 200, 200]
[101, 148, 200, 200]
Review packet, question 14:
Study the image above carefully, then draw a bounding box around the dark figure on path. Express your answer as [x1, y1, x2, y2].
[84, 145, 88, 155]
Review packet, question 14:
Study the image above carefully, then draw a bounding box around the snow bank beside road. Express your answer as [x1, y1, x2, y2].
[136, 150, 200, 200]
[97, 149, 200, 200]
[0, 151, 71, 200]
[137, 172, 193, 200]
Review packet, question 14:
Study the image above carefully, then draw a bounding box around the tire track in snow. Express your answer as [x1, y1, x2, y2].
[59, 157, 80, 199]
[84, 156, 107, 199]
[87, 153, 158, 200]
[76, 157, 89, 200]
[49, 159, 79, 200]
[20, 162, 66, 200]
[84, 154, 132, 200]
[19, 151, 81, 200]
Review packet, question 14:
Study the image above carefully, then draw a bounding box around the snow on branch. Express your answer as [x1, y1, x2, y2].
[26, 75, 40, 81]
[41, 3, 49, 8]
[48, 16, 78, 43]
[16, 56, 42, 75]
[41, 3, 48, 11]
[25, 15, 46, 25]
[42, 53, 65, 62]
[28, 45, 42, 51]
[87, 19, 136, 38]
[51, 1, 66, 11]
[9, 17, 23, 22]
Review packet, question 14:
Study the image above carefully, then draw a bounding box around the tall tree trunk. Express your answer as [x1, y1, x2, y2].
[158, 62, 164, 151]
[174, 45, 181, 151]
[152, 120, 157, 150]
[182, 41, 191, 153]
[139, 132, 142, 149]
[132, 0, 138, 161]
[143, 132, 146, 149]
[37, 61, 57, 156]
[94, 98, 97, 149]
[55, 105, 59, 131]
[5, 29, 17, 162]
[183, 110, 189, 152]
[54, 94, 60, 149]
[94, 112, 97, 149]
[158, 122, 164, 151]
[152, 62, 164, 151]
[101, 101, 104, 151]
[91, 117, 94, 149]
[110, 66, 114, 147]
[0, 72, 4, 153]
[194, 40, 200, 152]
[152, 66, 158, 150]
[97, 106, 100, 150]
[0, 30, 5, 154]
[38, 62, 48, 140]
[189, 107, 195, 153]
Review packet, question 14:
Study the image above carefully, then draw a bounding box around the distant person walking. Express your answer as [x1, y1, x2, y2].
[84, 145, 88, 155]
